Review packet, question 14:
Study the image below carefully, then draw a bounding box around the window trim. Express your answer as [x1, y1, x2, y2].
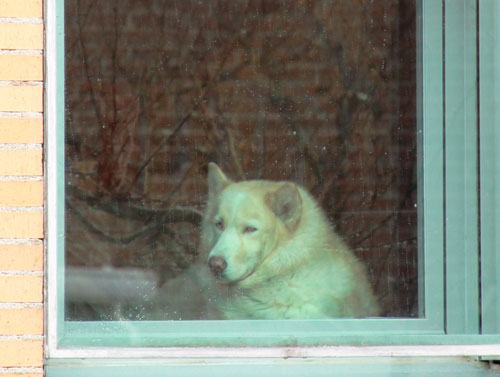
[444, 0, 480, 335]
[43, 356, 500, 377]
[45, 0, 65, 357]
[479, 0, 500, 335]
[44, 0, 500, 362]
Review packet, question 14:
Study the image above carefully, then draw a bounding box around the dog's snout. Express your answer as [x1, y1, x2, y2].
[209, 256, 227, 275]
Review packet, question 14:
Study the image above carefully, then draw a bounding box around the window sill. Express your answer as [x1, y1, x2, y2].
[45, 356, 498, 377]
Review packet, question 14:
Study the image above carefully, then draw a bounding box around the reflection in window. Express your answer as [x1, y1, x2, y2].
[64, 0, 417, 320]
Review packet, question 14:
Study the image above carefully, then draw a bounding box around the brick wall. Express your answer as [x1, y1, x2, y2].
[0, 0, 44, 376]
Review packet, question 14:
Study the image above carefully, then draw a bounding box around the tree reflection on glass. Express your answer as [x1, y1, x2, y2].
[64, 0, 417, 320]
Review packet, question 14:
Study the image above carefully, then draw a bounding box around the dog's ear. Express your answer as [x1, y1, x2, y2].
[265, 183, 303, 232]
[207, 162, 232, 197]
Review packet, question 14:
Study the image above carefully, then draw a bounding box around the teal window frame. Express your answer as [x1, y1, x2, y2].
[44, 0, 500, 373]
[478, 0, 500, 336]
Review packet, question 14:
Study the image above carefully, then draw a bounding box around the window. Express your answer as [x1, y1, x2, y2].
[45, 0, 500, 374]
[63, 0, 419, 322]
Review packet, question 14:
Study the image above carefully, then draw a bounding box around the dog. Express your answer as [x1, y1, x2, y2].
[198, 163, 379, 319]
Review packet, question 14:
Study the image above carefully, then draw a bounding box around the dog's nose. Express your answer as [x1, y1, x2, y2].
[208, 256, 227, 276]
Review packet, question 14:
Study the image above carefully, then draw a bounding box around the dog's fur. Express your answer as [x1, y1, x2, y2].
[198, 163, 379, 319]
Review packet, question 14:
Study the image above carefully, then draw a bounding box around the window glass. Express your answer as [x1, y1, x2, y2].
[64, 0, 417, 321]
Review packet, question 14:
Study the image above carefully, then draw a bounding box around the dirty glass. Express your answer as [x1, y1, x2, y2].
[64, 0, 417, 321]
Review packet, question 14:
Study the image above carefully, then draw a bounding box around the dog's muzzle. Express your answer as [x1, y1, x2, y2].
[208, 256, 227, 277]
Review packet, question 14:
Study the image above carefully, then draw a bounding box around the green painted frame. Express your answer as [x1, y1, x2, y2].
[49, 0, 445, 350]
[44, 357, 500, 377]
[44, 0, 500, 367]
[444, 0, 479, 335]
[479, 0, 500, 335]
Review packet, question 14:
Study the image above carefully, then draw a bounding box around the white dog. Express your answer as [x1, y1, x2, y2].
[198, 163, 379, 319]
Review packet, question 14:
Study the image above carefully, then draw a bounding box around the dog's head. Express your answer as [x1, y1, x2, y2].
[204, 163, 302, 285]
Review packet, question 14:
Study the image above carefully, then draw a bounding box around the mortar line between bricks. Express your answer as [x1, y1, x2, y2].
[0, 176, 43, 181]
[0, 50, 42, 55]
[0, 368, 44, 374]
[0, 81, 43, 86]
[0, 369, 44, 376]
[0, 370, 44, 377]
[0, 111, 42, 117]
[0, 17, 43, 24]
[0, 367, 43, 373]
[0, 143, 42, 150]
[0, 303, 43, 309]
[0, 271, 43, 276]
[0, 335, 44, 341]
[0, 239, 42, 245]
[0, 207, 43, 212]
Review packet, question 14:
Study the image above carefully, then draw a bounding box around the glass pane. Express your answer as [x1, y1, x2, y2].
[64, 0, 417, 321]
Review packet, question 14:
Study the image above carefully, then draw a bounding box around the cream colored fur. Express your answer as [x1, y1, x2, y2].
[199, 163, 379, 319]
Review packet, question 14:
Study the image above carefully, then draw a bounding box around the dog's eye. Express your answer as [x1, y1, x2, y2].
[215, 220, 224, 231]
[243, 226, 257, 234]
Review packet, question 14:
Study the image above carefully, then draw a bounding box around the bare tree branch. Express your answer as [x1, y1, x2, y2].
[67, 185, 203, 226]
[67, 200, 159, 245]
